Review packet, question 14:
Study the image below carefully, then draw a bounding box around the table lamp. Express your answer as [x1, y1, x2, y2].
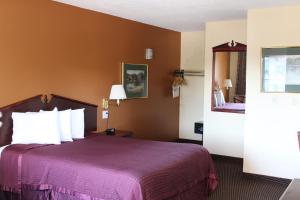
[224, 79, 232, 90]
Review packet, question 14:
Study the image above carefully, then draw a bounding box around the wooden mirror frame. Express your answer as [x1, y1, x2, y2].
[211, 41, 247, 114]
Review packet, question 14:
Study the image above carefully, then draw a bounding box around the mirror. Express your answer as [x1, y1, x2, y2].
[211, 41, 247, 114]
[262, 47, 300, 93]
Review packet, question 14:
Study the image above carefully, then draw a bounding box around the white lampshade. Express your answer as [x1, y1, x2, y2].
[224, 79, 232, 89]
[109, 85, 127, 105]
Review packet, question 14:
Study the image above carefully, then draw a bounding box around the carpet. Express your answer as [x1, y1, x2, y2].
[209, 156, 291, 200]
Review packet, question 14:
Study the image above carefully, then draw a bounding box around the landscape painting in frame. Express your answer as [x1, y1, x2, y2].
[122, 63, 148, 98]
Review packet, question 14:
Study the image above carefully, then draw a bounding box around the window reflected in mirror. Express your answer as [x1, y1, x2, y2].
[262, 47, 300, 93]
[212, 42, 247, 114]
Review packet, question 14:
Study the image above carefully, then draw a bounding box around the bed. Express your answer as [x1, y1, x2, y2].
[215, 103, 245, 111]
[0, 94, 217, 200]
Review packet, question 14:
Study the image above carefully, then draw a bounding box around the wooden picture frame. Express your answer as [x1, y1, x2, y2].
[262, 47, 300, 93]
[122, 63, 148, 98]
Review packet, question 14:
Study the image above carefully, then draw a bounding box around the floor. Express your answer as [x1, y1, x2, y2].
[208, 156, 291, 200]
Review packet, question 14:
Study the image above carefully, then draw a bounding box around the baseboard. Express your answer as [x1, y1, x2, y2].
[243, 172, 291, 185]
[211, 154, 243, 165]
[175, 138, 203, 145]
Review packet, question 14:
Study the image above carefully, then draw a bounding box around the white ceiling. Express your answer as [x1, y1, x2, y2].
[53, 0, 300, 31]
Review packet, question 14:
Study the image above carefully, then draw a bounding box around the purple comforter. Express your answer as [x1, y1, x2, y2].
[217, 103, 245, 111]
[0, 135, 217, 200]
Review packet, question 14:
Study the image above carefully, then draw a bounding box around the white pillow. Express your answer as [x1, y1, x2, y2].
[214, 92, 219, 107]
[40, 108, 73, 142]
[71, 108, 85, 139]
[12, 110, 61, 145]
[219, 90, 226, 105]
[215, 90, 226, 107]
[58, 109, 73, 142]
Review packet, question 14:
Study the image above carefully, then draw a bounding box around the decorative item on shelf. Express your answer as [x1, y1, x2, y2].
[172, 76, 186, 87]
[172, 85, 180, 98]
[224, 79, 232, 90]
[145, 48, 153, 60]
[122, 63, 148, 99]
[172, 69, 205, 98]
[172, 74, 186, 99]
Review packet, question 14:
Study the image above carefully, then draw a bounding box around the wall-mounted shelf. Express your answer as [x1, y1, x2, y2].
[174, 70, 204, 77]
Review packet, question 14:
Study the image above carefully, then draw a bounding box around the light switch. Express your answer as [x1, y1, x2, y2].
[102, 110, 109, 119]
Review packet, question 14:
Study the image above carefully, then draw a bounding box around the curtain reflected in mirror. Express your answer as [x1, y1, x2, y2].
[212, 42, 247, 114]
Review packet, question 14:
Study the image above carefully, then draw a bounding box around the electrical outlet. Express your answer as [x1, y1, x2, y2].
[102, 110, 109, 119]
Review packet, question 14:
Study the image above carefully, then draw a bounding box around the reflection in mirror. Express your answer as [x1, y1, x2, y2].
[212, 42, 247, 114]
[262, 47, 300, 93]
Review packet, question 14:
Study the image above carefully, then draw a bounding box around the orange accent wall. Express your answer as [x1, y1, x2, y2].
[0, 0, 180, 141]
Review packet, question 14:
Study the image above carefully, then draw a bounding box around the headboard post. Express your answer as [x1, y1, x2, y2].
[0, 95, 45, 146]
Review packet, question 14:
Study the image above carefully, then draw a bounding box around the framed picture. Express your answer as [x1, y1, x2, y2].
[262, 47, 300, 93]
[122, 63, 148, 98]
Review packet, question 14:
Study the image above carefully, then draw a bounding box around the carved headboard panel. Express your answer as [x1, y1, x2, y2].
[47, 94, 97, 133]
[0, 94, 98, 147]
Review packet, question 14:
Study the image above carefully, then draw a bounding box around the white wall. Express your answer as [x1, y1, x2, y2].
[203, 20, 247, 158]
[179, 31, 205, 141]
[244, 5, 300, 179]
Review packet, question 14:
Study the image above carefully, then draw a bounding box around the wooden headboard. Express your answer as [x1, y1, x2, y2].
[0, 94, 98, 146]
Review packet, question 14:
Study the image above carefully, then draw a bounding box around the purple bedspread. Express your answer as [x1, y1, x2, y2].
[0, 135, 217, 200]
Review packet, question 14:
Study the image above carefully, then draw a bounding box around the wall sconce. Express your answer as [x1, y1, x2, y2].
[102, 85, 127, 110]
[224, 79, 232, 90]
[145, 48, 153, 60]
[101, 85, 127, 133]
[109, 84, 127, 106]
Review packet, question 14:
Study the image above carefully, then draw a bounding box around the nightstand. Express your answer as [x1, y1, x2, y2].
[92, 130, 133, 138]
